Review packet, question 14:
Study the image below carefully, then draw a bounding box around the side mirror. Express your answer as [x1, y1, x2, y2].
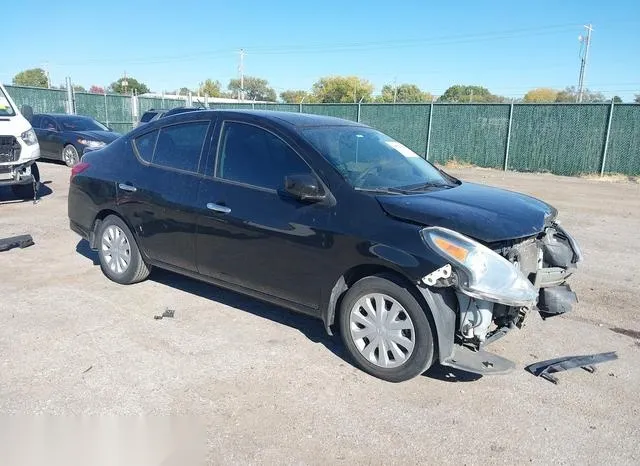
[284, 174, 325, 202]
[21, 105, 33, 122]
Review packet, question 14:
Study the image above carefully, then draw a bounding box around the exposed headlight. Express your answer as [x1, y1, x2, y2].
[78, 139, 106, 148]
[20, 128, 38, 146]
[421, 227, 537, 307]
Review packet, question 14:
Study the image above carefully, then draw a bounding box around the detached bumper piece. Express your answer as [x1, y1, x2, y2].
[538, 284, 577, 319]
[525, 351, 618, 384]
[441, 345, 516, 375]
[0, 234, 34, 252]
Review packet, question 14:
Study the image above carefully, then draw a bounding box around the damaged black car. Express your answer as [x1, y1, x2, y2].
[68, 110, 581, 382]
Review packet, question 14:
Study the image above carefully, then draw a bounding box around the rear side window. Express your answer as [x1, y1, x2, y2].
[134, 130, 158, 162]
[153, 121, 209, 173]
[217, 121, 311, 190]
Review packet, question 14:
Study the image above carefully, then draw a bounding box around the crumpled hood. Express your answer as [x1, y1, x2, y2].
[74, 130, 120, 143]
[377, 182, 557, 242]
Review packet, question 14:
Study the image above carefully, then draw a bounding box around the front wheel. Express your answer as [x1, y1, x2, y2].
[97, 215, 151, 284]
[339, 274, 435, 382]
[62, 144, 80, 167]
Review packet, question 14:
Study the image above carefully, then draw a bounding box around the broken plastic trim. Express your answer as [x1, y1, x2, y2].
[525, 351, 617, 384]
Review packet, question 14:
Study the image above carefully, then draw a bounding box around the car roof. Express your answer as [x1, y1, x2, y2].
[36, 113, 94, 120]
[213, 109, 364, 128]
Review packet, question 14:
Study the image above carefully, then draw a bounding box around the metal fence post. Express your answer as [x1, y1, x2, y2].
[357, 97, 364, 122]
[65, 77, 74, 114]
[104, 91, 109, 127]
[425, 98, 435, 161]
[503, 99, 515, 171]
[600, 99, 615, 176]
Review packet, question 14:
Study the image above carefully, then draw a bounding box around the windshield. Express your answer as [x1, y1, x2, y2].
[302, 126, 451, 191]
[0, 87, 16, 117]
[59, 116, 109, 132]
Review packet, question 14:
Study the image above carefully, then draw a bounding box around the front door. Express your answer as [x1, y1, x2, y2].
[35, 116, 62, 158]
[195, 120, 334, 310]
[117, 119, 213, 271]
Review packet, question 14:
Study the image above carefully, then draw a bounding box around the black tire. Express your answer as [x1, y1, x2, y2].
[339, 274, 435, 382]
[62, 144, 80, 167]
[97, 215, 151, 284]
[11, 163, 40, 199]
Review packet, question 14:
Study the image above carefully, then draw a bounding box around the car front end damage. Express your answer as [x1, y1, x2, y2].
[418, 222, 582, 374]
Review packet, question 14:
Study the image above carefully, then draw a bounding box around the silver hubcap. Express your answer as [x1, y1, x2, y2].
[63, 146, 78, 166]
[101, 225, 131, 275]
[349, 293, 416, 368]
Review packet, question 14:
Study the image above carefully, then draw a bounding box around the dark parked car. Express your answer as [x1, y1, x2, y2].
[32, 114, 120, 166]
[68, 110, 582, 382]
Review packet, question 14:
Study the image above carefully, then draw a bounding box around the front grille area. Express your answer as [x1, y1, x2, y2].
[0, 136, 21, 163]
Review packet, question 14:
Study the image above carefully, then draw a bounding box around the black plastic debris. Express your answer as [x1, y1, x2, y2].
[154, 309, 175, 320]
[525, 351, 618, 384]
[0, 234, 34, 252]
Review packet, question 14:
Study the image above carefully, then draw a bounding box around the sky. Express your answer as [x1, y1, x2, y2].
[3, 0, 640, 101]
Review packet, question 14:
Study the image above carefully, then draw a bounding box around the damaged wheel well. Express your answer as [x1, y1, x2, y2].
[323, 264, 440, 356]
[89, 209, 133, 249]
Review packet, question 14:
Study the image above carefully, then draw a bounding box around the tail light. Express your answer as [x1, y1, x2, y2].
[70, 162, 90, 181]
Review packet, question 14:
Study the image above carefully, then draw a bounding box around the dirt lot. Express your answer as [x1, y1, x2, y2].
[1, 162, 639, 465]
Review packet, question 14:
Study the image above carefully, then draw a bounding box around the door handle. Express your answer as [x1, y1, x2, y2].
[118, 183, 137, 192]
[206, 202, 231, 214]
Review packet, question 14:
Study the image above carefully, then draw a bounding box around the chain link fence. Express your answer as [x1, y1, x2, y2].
[5, 84, 640, 176]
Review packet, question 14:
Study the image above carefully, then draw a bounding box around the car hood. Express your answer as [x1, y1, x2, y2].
[377, 182, 557, 242]
[74, 130, 120, 143]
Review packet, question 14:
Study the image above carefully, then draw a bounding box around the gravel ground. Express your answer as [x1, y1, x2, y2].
[1, 162, 639, 465]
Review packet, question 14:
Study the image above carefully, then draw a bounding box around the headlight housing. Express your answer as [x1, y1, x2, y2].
[421, 227, 537, 307]
[21, 128, 38, 146]
[78, 139, 106, 148]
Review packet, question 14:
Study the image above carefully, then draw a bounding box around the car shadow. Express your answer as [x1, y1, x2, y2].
[0, 183, 53, 205]
[74, 238, 481, 383]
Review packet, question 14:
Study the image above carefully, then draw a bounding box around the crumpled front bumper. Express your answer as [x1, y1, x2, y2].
[0, 140, 40, 187]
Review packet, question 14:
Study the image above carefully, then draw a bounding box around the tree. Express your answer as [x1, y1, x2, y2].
[523, 88, 558, 103]
[12, 68, 48, 88]
[438, 85, 505, 103]
[635, 94, 640, 104]
[280, 90, 313, 103]
[109, 76, 150, 95]
[228, 76, 276, 101]
[73, 85, 86, 93]
[198, 79, 221, 97]
[89, 85, 105, 94]
[376, 83, 432, 103]
[312, 76, 374, 103]
[612, 95, 623, 103]
[555, 86, 605, 103]
[177, 87, 193, 96]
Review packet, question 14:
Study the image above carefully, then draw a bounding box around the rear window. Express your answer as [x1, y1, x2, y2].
[152, 121, 209, 173]
[140, 111, 159, 123]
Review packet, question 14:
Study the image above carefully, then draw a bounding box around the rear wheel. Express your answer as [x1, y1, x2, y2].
[62, 144, 79, 167]
[97, 215, 150, 284]
[339, 274, 435, 382]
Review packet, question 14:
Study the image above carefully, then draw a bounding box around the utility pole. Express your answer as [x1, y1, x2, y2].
[393, 77, 398, 103]
[238, 48, 245, 101]
[577, 24, 593, 103]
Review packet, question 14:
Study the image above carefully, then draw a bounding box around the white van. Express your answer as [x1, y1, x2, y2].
[0, 83, 40, 198]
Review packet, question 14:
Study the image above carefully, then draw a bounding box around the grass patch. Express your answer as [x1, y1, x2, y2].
[580, 173, 639, 183]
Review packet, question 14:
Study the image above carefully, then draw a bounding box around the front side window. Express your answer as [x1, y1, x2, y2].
[217, 121, 311, 190]
[41, 116, 57, 131]
[153, 121, 209, 173]
[302, 126, 452, 191]
[0, 87, 16, 117]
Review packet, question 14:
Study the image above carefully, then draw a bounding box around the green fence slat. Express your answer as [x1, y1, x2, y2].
[301, 104, 358, 121]
[429, 104, 509, 168]
[509, 104, 609, 175]
[360, 104, 430, 156]
[604, 104, 640, 175]
[5, 85, 67, 113]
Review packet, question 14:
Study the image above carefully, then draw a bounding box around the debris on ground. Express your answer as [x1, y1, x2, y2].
[525, 351, 618, 384]
[154, 309, 175, 320]
[0, 234, 34, 252]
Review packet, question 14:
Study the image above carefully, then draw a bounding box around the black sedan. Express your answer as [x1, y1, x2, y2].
[32, 113, 120, 166]
[68, 110, 582, 382]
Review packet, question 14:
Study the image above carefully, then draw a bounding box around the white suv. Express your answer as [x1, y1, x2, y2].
[0, 83, 40, 198]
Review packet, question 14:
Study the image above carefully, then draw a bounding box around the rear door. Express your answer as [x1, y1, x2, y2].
[118, 117, 214, 271]
[195, 119, 335, 310]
